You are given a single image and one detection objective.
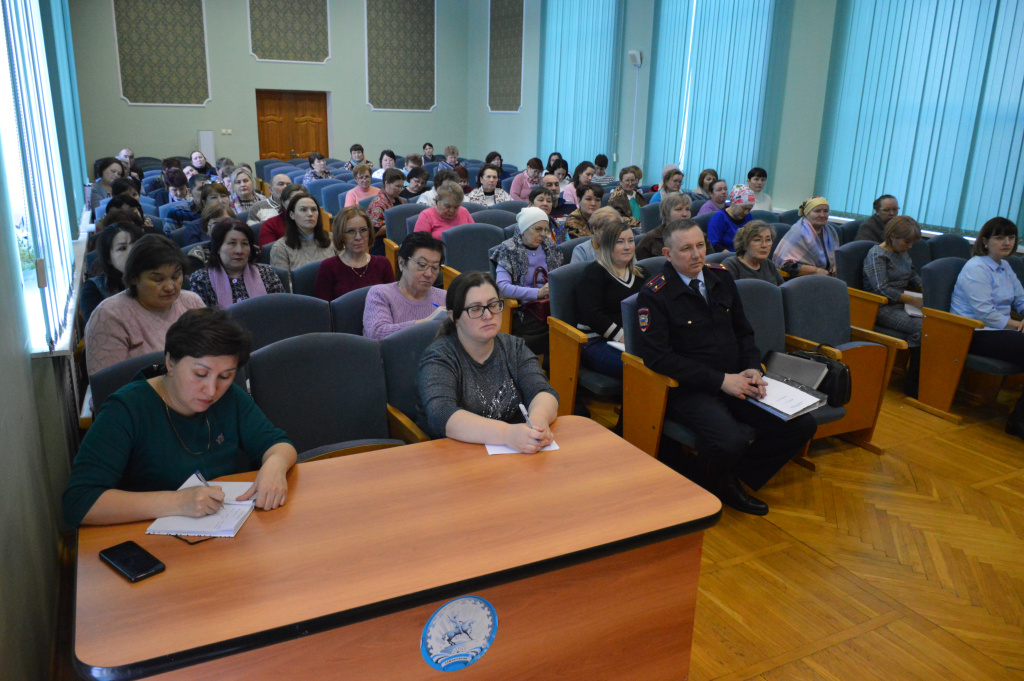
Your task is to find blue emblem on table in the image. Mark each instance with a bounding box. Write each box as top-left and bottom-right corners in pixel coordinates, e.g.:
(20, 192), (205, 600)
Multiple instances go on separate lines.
(420, 596), (497, 671)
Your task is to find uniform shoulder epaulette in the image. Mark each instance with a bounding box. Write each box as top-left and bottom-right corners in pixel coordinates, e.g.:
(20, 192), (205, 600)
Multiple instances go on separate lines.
(645, 272), (667, 292)
(706, 262), (727, 271)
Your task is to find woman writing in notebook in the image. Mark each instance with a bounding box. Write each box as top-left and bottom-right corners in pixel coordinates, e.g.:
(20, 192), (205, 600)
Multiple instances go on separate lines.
(63, 308), (297, 527)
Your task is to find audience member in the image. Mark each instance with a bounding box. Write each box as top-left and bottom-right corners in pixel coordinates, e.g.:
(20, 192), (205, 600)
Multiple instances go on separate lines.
(635, 219), (815, 515)
(635, 193), (693, 260)
(181, 188), (234, 247)
(510, 157), (543, 202)
(492, 206), (564, 356)
(950, 217), (1024, 438)
(707, 185), (756, 252)
(542, 173), (574, 220)
(773, 196), (838, 276)
(545, 152), (563, 175)
(650, 167), (683, 204)
(591, 154), (616, 188)
(527, 186), (564, 243)
(417, 169), (458, 206)
(564, 183), (604, 239)
(553, 159), (570, 190)
(454, 165), (473, 194)
(90, 157), (124, 210)
(248, 173), (291, 226)
(690, 168), (718, 202)
(572, 206), (623, 264)
(723, 221), (784, 285)
(466, 164), (512, 206)
(484, 151), (510, 180)
(65, 308), (296, 527)
(562, 161), (596, 206)
(218, 164), (236, 193)
(85, 235), (205, 375)
(362, 232), (447, 340)
(438, 145), (461, 170)
(417, 271), (558, 447)
(343, 143), (370, 171)
(856, 194), (900, 242)
(367, 168), (406, 255)
(371, 149), (397, 180)
(188, 219), (284, 307)
(748, 167), (772, 211)
(421, 142), (435, 164)
(257, 184), (307, 248)
(302, 152), (334, 185)
(607, 166), (646, 229)
(189, 150), (216, 177)
(401, 166), (430, 201)
(575, 220), (646, 381)
(110, 177), (141, 203)
(696, 179), (728, 216)
(344, 163), (380, 208)
(81, 222), (143, 324)
(229, 167), (265, 215)
(151, 168), (190, 207)
(270, 193), (336, 271)
(403, 152), (423, 175)
(413, 181), (472, 239)
(314, 206), (394, 301)
(106, 195), (157, 231)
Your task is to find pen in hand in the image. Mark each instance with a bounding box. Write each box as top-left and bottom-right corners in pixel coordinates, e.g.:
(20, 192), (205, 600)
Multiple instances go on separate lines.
(518, 403), (535, 430)
(195, 470), (211, 487)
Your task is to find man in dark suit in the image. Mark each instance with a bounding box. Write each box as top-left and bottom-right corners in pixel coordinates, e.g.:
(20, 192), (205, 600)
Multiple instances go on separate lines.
(635, 219), (815, 515)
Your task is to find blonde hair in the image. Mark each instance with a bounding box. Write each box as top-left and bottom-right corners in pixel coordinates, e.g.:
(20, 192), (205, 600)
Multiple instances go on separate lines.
(331, 206), (374, 251)
(586, 207), (623, 249)
(594, 219), (642, 277)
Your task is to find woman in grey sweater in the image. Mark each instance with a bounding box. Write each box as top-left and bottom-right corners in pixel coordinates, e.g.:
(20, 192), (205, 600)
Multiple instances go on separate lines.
(417, 272), (558, 452)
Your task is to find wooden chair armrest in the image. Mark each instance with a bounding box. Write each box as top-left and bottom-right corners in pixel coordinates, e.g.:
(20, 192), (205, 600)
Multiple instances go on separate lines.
(621, 353), (677, 457)
(442, 265), (460, 290)
(387, 404), (430, 443)
(499, 298), (518, 335)
(320, 209), (332, 233)
(848, 288), (887, 305)
(850, 326), (908, 350)
(622, 353), (678, 387)
(785, 335), (843, 360)
(547, 317), (588, 344)
(922, 307), (984, 328)
(384, 238), (399, 277)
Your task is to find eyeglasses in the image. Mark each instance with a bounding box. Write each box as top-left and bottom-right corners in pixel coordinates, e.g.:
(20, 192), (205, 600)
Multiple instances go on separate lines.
(409, 259), (441, 274)
(531, 226), (552, 235)
(465, 301), (504, 318)
(989, 235), (1015, 243)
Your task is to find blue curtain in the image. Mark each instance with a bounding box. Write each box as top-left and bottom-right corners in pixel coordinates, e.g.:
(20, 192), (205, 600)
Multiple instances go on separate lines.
(645, 0), (776, 191)
(818, 0), (1024, 233)
(538, 1), (622, 169)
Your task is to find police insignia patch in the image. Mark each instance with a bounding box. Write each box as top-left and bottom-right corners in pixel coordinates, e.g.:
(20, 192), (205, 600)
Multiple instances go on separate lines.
(646, 273), (666, 292)
(639, 307), (650, 332)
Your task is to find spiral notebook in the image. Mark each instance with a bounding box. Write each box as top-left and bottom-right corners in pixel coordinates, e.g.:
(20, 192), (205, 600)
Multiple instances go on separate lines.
(145, 474), (255, 538)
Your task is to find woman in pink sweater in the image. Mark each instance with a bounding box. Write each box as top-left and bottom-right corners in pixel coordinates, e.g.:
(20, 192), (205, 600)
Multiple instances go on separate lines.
(343, 163), (381, 208)
(362, 232), (448, 340)
(413, 181), (473, 239)
(509, 157), (543, 202)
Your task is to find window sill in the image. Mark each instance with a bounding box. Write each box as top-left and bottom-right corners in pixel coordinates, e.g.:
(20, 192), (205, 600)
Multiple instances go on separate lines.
(29, 207), (89, 358)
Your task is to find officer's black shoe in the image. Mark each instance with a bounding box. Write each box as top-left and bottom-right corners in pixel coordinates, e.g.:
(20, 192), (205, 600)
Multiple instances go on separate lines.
(717, 476), (769, 516)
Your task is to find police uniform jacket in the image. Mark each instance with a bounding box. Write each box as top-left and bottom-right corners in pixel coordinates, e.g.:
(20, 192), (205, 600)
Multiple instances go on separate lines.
(635, 261), (761, 394)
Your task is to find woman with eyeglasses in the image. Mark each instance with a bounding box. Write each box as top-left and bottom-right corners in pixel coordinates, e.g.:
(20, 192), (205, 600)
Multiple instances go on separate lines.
(951, 217), (1024, 439)
(314, 206), (394, 301)
(64, 308), (297, 527)
(490, 207), (564, 357)
(362, 232), (447, 340)
(417, 271), (558, 451)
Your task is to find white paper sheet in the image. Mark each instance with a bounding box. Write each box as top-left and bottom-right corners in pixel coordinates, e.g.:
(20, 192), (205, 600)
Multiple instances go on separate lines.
(179, 473), (254, 505)
(758, 377), (821, 416)
(486, 441), (560, 455)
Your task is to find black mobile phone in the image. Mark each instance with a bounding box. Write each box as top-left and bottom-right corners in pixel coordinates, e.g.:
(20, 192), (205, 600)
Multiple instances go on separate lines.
(98, 541), (165, 583)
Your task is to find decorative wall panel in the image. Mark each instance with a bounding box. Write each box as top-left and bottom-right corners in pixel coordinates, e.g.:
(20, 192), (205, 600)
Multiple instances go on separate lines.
(112, 0), (210, 105)
(248, 0), (330, 63)
(365, 0), (435, 111)
(488, 0), (523, 112)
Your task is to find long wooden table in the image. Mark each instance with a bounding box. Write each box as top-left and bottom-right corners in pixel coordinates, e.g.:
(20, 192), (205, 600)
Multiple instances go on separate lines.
(74, 416), (721, 680)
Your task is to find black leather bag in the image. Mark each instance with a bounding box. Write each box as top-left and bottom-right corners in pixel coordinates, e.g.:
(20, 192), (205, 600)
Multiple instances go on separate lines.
(790, 346), (852, 407)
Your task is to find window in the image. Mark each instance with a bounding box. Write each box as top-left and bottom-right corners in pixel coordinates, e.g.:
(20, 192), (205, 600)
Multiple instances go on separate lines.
(817, 0), (1024, 233)
(2, 0), (77, 352)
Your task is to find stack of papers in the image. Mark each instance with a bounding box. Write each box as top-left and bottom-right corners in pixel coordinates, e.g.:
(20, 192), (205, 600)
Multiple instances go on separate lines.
(146, 474), (255, 538)
(751, 375), (826, 421)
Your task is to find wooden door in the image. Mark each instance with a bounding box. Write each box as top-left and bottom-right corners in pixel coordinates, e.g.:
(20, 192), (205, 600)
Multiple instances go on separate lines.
(255, 90), (329, 160)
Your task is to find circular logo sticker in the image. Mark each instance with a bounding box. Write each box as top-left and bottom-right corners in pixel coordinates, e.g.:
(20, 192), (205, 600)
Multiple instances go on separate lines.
(420, 596), (497, 671)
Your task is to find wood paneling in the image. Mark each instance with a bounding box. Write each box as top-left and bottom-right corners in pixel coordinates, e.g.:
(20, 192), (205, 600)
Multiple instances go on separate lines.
(255, 89), (329, 161)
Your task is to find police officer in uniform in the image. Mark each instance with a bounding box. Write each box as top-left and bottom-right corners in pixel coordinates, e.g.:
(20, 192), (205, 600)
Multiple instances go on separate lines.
(635, 219), (815, 515)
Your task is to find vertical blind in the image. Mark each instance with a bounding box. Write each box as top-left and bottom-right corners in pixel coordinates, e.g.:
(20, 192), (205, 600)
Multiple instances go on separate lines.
(645, 0), (776, 191)
(2, 0), (75, 351)
(538, 0), (622, 168)
(817, 0), (1024, 233)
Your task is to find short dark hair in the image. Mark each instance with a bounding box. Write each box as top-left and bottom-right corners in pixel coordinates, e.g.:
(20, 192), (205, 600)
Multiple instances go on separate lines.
(308, 152), (326, 167)
(439, 271), (500, 336)
(383, 168), (405, 186)
(747, 167), (768, 180)
(529, 186), (553, 205)
(123, 234), (189, 298)
(476, 163), (502, 187)
(485, 151), (503, 166)
(283, 193), (330, 250)
(526, 157), (544, 172)
(405, 153), (423, 166)
(188, 174), (211, 190)
(406, 166), (429, 183)
(349, 144), (364, 153)
(207, 218), (258, 271)
(107, 194), (144, 218)
(379, 149), (396, 166)
(872, 194), (897, 211)
(93, 156), (121, 180)
(576, 183), (604, 201)
(662, 218), (702, 245)
(595, 154), (609, 168)
(165, 308), (252, 368)
(709, 178), (728, 193)
(200, 182), (230, 206)
(422, 142), (433, 150)
(164, 168), (187, 188)
(279, 183), (307, 207)
(973, 217), (1019, 257)
(571, 161), (596, 187)
(111, 177), (139, 197)
(397, 231), (445, 276)
(94, 222), (143, 285)
(161, 157), (181, 172)
(432, 169), (459, 187)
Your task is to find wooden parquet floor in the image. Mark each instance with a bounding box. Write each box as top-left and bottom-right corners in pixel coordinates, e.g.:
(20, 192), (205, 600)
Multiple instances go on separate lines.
(586, 380), (1024, 680)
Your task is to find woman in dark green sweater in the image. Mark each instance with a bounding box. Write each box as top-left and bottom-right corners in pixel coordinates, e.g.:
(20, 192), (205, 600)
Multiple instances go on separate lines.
(63, 308), (297, 527)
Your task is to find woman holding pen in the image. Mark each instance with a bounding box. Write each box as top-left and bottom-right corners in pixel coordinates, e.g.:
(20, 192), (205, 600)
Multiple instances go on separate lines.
(417, 272), (559, 452)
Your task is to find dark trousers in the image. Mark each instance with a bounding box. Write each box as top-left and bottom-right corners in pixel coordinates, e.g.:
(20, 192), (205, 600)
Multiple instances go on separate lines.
(969, 329), (1024, 422)
(666, 390), (816, 491)
(512, 310), (549, 358)
(581, 338), (624, 380)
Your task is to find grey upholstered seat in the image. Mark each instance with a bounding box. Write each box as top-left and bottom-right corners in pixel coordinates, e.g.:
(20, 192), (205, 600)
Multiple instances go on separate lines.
(228, 292), (331, 351)
(89, 351), (164, 407)
(329, 285), (372, 335)
(385, 203), (429, 243)
(380, 319), (444, 434)
(442, 223), (505, 276)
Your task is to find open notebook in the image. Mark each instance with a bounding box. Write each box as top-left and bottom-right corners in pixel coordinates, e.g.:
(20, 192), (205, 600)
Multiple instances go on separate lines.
(748, 351), (829, 421)
(146, 474), (255, 538)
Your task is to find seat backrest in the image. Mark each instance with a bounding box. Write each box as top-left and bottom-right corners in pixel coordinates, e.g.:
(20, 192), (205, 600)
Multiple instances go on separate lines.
(290, 259), (325, 297)
(168, 226), (188, 247)
(158, 200), (190, 220)
(1008, 256), (1024, 287)
(358, 196), (374, 210)
(706, 251), (730, 264)
(548, 260), (589, 327)
(693, 212), (713, 233)
(558, 236), (590, 263)
(769, 223), (790, 258)
(406, 214), (421, 237)
(321, 184), (349, 214)
(501, 176), (514, 193)
(463, 202), (487, 215)
(442, 223), (505, 275)
(423, 162), (439, 179)
(262, 163), (292, 182)
(620, 293), (641, 354)
(284, 168), (305, 182)
(780, 275), (851, 347)
(228, 293), (332, 351)
(778, 209), (800, 225)
(385, 203), (429, 243)
(909, 239), (931, 273)
(306, 178), (342, 205)
(735, 279), (786, 358)
(839, 220), (861, 244)
(927, 234), (972, 261)
(640, 203), (661, 234)
(89, 351), (165, 406)
(748, 209), (776, 223)
(835, 240), (875, 290)
(272, 266), (291, 292)
(920, 257), (966, 312)
(329, 285), (372, 335)
(636, 256), (666, 282)
(493, 200), (527, 213)
(503, 224), (517, 240)
(247, 333), (390, 454)
(472, 209), (517, 229)
(381, 319), (443, 428)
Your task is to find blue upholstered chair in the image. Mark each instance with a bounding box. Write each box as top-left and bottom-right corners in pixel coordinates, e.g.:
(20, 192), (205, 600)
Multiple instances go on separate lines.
(88, 351), (164, 404)
(228, 293), (331, 352)
(748, 210), (776, 223)
(769, 223), (791, 258)
(640, 203), (661, 234)
(440, 223), (505, 288)
(272, 266), (291, 292)
(358, 196), (374, 210)
(493, 200), (528, 213)
(158, 200), (190, 221)
(381, 203), (429, 274)
(908, 239), (931, 273)
(834, 240), (891, 331)
(501, 177), (515, 193)
(692, 212), (714, 233)
(705, 251), (730, 264)
(247, 333), (404, 461)
(838, 220), (861, 244)
(321, 184), (352, 215)
(471, 209), (517, 229)
(380, 319), (443, 441)
(289, 259), (326, 298)
(305, 178), (342, 206)
(463, 202), (488, 215)
(557, 236), (590, 264)
(927, 234), (972, 261)
(778, 209), (800, 225)
(262, 163), (293, 182)
(329, 285), (372, 336)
